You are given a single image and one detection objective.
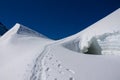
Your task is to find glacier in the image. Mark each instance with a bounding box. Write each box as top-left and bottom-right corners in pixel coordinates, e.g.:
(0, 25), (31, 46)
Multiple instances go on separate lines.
(0, 8), (120, 80)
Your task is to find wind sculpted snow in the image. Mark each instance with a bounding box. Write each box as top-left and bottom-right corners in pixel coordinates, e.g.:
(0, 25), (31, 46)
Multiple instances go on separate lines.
(0, 8), (120, 80)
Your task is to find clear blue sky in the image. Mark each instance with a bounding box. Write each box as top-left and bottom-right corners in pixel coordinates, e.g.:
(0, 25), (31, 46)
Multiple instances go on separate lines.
(0, 0), (120, 39)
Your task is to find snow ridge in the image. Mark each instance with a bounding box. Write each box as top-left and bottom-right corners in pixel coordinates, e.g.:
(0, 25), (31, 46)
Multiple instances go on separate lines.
(16, 24), (47, 38)
(0, 8), (120, 80)
(0, 23), (49, 42)
(60, 8), (120, 55)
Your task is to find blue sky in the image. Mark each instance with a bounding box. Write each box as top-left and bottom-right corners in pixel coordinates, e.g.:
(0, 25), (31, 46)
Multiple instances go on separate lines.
(0, 0), (120, 39)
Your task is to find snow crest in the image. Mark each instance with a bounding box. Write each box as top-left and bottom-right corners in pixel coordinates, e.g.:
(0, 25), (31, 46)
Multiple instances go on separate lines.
(0, 23), (49, 42)
(62, 8), (120, 55)
(16, 24), (47, 38)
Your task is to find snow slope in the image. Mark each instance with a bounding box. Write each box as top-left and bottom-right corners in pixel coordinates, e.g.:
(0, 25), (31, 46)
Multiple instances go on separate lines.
(61, 8), (120, 55)
(0, 8), (120, 80)
(39, 45), (120, 80)
(32, 8), (120, 80)
(0, 23), (54, 80)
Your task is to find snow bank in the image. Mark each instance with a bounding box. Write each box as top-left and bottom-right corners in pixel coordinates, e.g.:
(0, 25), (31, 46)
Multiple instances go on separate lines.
(62, 8), (120, 55)
(98, 31), (120, 55)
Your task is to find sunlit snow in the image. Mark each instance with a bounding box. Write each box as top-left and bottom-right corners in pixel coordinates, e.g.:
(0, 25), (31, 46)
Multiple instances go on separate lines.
(0, 8), (120, 80)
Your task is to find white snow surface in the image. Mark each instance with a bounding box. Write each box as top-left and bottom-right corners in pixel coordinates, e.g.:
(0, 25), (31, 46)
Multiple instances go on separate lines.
(0, 24), (54, 80)
(0, 8), (120, 80)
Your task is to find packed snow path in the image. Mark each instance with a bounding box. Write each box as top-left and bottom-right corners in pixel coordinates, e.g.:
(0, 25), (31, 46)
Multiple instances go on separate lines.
(30, 45), (50, 80)
(30, 42), (75, 80)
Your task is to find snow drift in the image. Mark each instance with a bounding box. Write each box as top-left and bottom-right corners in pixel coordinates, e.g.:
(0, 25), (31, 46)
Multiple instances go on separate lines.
(0, 8), (120, 80)
(62, 8), (120, 55)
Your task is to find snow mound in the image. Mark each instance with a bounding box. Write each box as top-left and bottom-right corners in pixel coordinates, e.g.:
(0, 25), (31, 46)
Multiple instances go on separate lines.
(62, 8), (120, 55)
(0, 23), (48, 41)
(16, 23), (47, 38)
(98, 31), (120, 55)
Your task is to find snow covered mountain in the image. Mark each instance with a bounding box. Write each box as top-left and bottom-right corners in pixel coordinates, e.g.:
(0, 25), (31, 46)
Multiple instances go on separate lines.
(0, 23), (54, 80)
(0, 8), (120, 80)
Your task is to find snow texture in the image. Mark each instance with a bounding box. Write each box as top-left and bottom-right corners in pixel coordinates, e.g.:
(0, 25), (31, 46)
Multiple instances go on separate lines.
(0, 8), (120, 80)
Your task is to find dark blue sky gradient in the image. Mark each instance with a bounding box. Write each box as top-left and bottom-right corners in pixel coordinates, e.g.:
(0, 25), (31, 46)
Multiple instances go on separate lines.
(0, 0), (120, 39)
